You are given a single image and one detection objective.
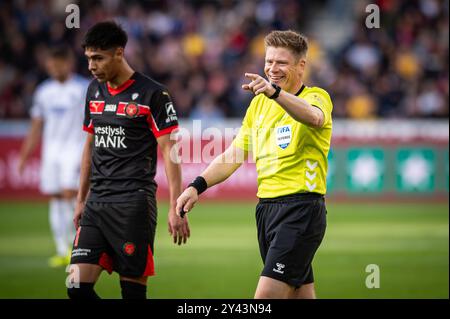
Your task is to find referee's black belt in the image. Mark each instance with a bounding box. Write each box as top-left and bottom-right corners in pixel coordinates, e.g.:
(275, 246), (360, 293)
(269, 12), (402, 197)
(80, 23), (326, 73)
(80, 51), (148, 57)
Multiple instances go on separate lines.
(258, 192), (324, 204)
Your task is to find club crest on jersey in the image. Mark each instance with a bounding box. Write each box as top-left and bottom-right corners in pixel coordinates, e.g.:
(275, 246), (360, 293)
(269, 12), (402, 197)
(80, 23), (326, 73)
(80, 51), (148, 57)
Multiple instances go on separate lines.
(132, 93), (139, 100)
(125, 102), (139, 118)
(276, 125), (292, 149)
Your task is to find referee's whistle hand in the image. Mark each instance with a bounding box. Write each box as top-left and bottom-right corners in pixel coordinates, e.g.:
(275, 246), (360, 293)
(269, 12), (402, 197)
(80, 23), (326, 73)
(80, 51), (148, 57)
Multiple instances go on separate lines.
(175, 187), (199, 217)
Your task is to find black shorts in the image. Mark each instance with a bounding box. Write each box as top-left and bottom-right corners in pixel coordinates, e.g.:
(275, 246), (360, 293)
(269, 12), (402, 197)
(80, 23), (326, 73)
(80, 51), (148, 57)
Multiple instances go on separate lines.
(70, 195), (157, 278)
(256, 193), (327, 288)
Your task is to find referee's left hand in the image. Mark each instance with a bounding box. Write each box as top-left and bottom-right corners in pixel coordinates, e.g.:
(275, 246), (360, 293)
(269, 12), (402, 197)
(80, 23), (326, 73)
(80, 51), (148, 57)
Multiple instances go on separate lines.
(242, 73), (276, 97)
(168, 209), (190, 245)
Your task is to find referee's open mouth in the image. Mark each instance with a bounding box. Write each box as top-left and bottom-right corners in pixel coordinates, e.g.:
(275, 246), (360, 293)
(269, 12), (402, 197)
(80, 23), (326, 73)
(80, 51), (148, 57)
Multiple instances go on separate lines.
(269, 76), (284, 84)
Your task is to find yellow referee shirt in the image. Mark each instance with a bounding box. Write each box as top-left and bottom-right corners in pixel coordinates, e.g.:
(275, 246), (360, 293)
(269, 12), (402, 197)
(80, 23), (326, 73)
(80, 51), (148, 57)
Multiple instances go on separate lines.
(233, 85), (333, 198)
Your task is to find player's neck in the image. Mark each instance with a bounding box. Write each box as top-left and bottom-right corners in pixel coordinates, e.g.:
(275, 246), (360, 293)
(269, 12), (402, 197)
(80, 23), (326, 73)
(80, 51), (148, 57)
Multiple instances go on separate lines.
(55, 73), (72, 83)
(108, 63), (135, 89)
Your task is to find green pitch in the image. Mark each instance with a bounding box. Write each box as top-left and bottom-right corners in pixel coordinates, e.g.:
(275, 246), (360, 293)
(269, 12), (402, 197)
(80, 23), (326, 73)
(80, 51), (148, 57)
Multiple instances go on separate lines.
(0, 200), (447, 299)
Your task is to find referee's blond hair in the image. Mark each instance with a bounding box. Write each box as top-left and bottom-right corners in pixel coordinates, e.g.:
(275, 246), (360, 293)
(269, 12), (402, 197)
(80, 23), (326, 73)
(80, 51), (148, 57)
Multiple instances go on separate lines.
(264, 30), (308, 59)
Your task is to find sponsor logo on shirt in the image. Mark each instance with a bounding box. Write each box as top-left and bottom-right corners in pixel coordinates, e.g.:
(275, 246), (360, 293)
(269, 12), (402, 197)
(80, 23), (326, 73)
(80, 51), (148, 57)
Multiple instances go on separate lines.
(89, 101), (105, 114)
(165, 102), (178, 123)
(94, 125), (127, 149)
(104, 104), (117, 112)
(72, 248), (91, 257)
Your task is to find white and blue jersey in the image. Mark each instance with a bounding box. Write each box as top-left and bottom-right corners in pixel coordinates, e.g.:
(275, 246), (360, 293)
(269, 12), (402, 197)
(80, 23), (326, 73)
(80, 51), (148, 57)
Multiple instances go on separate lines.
(30, 74), (89, 194)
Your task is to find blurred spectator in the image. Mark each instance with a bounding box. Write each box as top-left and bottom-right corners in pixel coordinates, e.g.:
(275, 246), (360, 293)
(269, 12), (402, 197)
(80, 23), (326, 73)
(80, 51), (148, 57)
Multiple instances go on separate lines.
(346, 86), (377, 119)
(0, 0), (448, 120)
(413, 80), (447, 117)
(190, 94), (225, 126)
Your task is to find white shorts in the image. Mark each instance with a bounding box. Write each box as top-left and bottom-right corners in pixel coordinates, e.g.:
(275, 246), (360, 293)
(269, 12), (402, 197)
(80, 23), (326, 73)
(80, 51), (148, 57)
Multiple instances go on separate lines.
(40, 147), (82, 195)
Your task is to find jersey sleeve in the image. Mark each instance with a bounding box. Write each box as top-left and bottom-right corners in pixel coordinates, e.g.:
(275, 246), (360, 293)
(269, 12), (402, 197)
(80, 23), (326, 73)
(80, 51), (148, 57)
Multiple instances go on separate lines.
(232, 100), (255, 152)
(82, 84), (94, 134)
(303, 87), (333, 126)
(29, 89), (44, 119)
(148, 88), (179, 138)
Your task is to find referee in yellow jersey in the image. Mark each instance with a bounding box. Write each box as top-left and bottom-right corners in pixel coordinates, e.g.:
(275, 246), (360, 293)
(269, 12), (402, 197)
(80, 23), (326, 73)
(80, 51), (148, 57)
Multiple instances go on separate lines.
(177, 30), (332, 299)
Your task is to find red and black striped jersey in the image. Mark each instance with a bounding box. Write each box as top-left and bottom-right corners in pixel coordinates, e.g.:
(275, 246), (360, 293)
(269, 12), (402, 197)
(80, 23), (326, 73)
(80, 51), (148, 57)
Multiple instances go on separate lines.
(83, 72), (178, 202)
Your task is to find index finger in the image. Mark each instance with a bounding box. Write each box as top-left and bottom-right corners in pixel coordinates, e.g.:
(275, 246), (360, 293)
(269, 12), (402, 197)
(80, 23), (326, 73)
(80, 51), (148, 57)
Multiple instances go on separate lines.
(244, 73), (259, 80)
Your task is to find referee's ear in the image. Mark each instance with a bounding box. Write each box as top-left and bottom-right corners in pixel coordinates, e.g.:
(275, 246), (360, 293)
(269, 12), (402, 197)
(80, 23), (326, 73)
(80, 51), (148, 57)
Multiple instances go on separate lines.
(297, 58), (306, 71)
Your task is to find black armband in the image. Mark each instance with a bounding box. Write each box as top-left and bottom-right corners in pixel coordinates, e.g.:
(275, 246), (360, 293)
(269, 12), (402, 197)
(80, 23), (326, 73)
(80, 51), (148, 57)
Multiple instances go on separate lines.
(188, 176), (208, 195)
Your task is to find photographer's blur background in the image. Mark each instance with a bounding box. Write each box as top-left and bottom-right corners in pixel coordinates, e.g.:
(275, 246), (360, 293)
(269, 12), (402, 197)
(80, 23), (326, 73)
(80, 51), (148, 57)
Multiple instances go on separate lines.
(1, 0), (448, 119)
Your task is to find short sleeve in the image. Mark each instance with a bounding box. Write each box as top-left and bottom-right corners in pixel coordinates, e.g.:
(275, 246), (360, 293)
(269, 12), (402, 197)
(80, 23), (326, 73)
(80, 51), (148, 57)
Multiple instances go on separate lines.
(29, 90), (43, 119)
(148, 88), (179, 138)
(303, 88), (333, 126)
(83, 84), (94, 134)
(232, 100), (255, 152)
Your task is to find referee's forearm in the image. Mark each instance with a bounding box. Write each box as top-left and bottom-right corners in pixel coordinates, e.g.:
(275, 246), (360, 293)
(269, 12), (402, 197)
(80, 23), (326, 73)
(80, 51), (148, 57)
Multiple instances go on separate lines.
(200, 152), (242, 189)
(275, 90), (324, 128)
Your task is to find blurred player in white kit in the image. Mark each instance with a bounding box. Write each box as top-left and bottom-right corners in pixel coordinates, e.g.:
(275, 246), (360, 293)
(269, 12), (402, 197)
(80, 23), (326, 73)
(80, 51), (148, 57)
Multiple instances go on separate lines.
(18, 44), (89, 267)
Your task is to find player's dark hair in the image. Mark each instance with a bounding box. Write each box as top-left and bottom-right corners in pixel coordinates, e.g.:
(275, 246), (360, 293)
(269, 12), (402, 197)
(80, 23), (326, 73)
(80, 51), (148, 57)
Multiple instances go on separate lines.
(48, 44), (73, 59)
(264, 30), (308, 59)
(82, 21), (128, 50)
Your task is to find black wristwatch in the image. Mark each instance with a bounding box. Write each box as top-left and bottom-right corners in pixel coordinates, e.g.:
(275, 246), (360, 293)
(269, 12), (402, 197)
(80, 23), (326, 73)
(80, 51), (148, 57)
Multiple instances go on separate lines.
(269, 83), (281, 99)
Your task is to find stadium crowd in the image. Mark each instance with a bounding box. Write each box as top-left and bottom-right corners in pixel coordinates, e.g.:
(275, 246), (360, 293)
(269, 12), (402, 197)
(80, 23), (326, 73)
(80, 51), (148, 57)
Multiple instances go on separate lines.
(0, 0), (448, 120)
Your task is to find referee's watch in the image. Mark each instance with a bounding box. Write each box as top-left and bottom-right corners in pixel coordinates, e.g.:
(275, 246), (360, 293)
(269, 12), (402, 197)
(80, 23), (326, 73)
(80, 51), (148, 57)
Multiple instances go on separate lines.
(269, 83), (281, 99)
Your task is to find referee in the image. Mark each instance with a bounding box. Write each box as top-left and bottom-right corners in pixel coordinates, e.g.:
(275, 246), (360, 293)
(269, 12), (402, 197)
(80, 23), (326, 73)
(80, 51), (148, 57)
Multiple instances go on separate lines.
(177, 30), (332, 299)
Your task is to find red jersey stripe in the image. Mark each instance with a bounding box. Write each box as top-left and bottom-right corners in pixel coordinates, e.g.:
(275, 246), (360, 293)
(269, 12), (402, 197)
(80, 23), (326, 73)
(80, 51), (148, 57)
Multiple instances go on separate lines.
(74, 227), (81, 247)
(83, 124), (94, 134)
(107, 79), (135, 96)
(153, 125), (179, 138)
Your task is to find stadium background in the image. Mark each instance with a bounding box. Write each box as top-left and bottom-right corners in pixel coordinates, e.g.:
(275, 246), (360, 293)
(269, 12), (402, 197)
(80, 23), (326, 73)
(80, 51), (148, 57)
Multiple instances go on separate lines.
(0, 0), (448, 298)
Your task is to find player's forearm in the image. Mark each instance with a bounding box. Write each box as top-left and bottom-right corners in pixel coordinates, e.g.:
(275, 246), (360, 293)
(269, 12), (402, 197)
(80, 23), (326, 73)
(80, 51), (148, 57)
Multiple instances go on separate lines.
(275, 90), (324, 128)
(19, 135), (38, 163)
(76, 135), (93, 204)
(19, 119), (43, 161)
(159, 138), (183, 211)
(164, 158), (183, 211)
